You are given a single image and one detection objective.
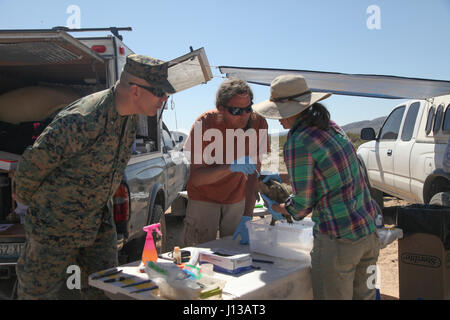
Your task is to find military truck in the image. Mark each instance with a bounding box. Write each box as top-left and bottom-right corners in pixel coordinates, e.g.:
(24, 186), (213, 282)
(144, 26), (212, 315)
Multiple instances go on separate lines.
(0, 27), (212, 280)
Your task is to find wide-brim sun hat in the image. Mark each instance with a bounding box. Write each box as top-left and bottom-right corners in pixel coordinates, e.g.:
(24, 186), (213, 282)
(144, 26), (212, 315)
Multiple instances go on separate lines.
(252, 75), (332, 119)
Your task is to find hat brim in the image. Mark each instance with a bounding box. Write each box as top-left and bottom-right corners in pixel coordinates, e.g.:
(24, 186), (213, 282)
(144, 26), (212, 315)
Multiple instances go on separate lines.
(160, 79), (176, 94)
(252, 92), (331, 119)
(144, 78), (176, 94)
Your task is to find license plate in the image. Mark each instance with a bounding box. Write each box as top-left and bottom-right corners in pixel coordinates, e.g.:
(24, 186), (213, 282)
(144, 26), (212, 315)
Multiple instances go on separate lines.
(0, 242), (25, 259)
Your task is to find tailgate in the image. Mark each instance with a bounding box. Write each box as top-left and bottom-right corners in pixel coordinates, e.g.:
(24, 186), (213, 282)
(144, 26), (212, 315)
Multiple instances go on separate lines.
(0, 30), (107, 87)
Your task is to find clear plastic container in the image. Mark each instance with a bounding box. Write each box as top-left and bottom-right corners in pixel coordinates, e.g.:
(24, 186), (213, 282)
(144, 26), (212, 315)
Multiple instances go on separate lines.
(145, 261), (202, 300)
(246, 216), (314, 261)
(376, 227), (403, 249)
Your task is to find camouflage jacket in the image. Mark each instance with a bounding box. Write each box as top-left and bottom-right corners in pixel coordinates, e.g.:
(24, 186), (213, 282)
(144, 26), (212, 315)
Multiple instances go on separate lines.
(14, 86), (138, 247)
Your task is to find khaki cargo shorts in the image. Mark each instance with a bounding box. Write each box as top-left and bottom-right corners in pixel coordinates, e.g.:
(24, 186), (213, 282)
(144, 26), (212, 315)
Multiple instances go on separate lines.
(182, 199), (245, 247)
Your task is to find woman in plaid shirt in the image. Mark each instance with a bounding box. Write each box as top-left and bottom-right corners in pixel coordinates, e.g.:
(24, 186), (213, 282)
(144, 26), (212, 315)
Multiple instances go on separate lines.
(254, 75), (380, 300)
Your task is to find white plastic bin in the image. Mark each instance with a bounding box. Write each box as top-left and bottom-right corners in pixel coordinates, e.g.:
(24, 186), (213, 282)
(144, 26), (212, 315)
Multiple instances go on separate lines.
(246, 216), (314, 261)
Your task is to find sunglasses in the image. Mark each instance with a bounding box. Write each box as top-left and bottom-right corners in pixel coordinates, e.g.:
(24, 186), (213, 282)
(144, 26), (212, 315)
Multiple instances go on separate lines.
(128, 82), (167, 98)
(223, 103), (253, 116)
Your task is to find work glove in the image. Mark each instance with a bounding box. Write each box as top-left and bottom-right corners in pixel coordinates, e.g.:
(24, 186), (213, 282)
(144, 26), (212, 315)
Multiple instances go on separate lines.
(229, 156), (257, 176)
(261, 194), (284, 221)
(262, 173), (281, 183)
(232, 216), (252, 245)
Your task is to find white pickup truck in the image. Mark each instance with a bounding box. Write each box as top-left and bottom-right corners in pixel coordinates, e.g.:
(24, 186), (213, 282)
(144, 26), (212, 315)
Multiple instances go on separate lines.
(357, 94), (450, 208)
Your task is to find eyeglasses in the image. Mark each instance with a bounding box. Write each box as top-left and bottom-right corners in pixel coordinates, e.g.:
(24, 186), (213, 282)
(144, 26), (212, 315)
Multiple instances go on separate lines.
(128, 82), (167, 98)
(223, 103), (253, 116)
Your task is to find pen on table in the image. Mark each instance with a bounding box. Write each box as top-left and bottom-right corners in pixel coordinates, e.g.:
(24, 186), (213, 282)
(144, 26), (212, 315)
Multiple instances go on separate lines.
(91, 269), (123, 280)
(121, 279), (153, 288)
(130, 285), (158, 294)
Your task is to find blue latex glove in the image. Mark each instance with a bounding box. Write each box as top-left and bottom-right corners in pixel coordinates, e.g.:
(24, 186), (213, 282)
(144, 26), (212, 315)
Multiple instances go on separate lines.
(261, 194), (284, 221)
(232, 216), (252, 245)
(229, 156), (257, 175)
(262, 173), (281, 183)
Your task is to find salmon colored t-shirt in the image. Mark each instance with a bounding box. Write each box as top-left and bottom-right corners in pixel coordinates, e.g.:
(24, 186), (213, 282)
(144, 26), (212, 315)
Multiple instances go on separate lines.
(185, 110), (270, 204)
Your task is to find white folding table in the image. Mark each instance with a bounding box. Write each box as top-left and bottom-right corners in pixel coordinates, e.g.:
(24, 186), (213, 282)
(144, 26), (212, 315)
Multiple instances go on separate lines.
(88, 236), (313, 300)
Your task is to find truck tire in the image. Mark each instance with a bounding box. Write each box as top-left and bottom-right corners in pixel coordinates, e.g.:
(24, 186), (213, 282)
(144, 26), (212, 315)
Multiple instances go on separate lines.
(429, 192), (450, 206)
(149, 204), (167, 254)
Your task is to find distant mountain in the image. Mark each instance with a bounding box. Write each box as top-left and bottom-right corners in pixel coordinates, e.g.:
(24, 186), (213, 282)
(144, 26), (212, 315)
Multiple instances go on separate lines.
(341, 116), (386, 134)
(267, 116), (387, 136)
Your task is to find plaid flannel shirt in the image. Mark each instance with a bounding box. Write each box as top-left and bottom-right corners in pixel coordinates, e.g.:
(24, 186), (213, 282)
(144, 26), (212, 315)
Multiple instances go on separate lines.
(283, 113), (376, 240)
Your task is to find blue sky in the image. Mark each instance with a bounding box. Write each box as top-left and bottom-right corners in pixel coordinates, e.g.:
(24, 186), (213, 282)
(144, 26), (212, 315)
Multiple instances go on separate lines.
(1, 0), (449, 134)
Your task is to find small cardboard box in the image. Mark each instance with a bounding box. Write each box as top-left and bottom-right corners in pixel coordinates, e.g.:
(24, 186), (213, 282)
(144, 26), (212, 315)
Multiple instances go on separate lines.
(199, 250), (252, 274)
(398, 232), (450, 300)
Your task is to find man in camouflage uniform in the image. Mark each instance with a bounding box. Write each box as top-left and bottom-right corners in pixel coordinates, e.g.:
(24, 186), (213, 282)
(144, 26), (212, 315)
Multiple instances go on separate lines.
(13, 54), (175, 299)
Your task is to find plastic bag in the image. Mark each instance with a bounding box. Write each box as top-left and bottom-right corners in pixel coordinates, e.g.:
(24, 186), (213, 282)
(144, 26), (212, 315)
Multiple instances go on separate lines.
(145, 261), (202, 300)
(376, 227), (403, 249)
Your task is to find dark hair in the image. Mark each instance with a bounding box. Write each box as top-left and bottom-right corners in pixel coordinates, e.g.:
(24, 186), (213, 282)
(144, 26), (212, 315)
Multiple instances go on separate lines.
(215, 78), (254, 109)
(302, 102), (330, 130)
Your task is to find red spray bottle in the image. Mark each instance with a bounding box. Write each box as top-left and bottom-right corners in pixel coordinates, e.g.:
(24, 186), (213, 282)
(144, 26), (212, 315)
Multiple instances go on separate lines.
(141, 223), (162, 265)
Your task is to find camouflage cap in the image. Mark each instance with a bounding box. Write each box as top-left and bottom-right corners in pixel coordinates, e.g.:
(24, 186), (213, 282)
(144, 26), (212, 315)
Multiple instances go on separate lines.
(124, 54), (175, 94)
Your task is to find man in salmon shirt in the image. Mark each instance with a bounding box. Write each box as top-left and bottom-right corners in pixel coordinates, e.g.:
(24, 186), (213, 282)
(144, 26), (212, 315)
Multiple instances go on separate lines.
(182, 78), (270, 246)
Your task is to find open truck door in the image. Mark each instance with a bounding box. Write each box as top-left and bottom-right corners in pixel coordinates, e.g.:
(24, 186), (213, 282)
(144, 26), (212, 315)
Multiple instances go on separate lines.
(0, 28), (212, 96)
(0, 29), (110, 93)
(167, 47), (213, 93)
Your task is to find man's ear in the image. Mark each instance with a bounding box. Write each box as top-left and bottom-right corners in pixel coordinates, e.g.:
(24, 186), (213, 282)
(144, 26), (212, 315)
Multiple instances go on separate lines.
(129, 85), (140, 100)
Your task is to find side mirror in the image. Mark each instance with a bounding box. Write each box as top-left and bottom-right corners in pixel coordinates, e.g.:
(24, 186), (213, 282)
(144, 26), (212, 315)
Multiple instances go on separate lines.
(178, 136), (184, 143)
(361, 128), (376, 141)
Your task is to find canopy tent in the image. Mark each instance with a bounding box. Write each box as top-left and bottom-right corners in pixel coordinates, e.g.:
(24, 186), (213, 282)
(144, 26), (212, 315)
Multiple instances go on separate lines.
(219, 66), (450, 100)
